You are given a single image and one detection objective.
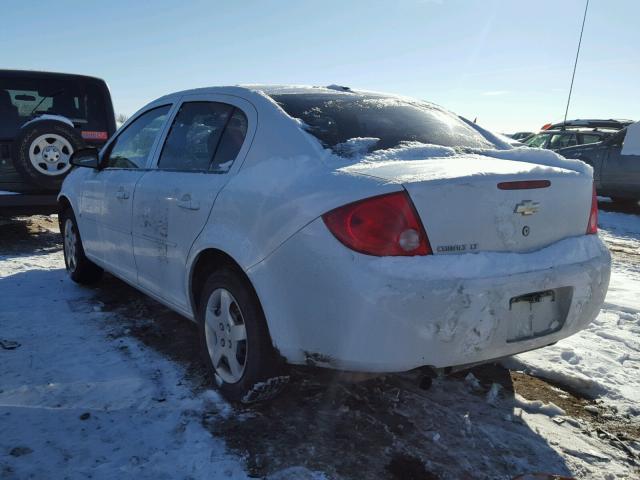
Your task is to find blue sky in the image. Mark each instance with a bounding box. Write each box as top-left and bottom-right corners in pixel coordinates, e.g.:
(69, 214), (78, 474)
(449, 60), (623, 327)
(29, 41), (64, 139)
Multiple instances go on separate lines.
(2, 0), (638, 132)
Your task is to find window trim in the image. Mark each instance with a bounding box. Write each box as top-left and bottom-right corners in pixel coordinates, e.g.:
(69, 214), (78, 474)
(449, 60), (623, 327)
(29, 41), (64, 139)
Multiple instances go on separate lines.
(100, 103), (174, 170)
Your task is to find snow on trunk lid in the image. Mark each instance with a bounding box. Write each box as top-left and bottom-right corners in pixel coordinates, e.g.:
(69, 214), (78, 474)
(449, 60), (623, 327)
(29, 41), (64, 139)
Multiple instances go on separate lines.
(341, 154), (594, 254)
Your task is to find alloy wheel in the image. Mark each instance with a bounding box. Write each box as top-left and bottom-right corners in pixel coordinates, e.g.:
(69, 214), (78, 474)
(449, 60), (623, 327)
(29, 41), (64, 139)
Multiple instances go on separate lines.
(63, 218), (77, 272)
(204, 288), (248, 384)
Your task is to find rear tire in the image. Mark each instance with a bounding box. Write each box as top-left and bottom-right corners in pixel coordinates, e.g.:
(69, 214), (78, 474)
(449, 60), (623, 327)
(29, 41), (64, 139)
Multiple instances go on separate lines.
(197, 266), (287, 403)
(61, 208), (103, 284)
(13, 121), (82, 190)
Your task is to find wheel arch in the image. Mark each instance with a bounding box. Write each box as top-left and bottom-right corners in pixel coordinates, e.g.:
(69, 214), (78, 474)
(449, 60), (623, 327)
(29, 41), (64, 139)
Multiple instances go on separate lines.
(57, 194), (73, 231)
(188, 248), (269, 330)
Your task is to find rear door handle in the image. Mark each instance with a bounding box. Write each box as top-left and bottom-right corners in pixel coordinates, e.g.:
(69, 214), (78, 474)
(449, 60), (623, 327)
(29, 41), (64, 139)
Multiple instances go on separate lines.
(177, 194), (200, 211)
(116, 187), (130, 200)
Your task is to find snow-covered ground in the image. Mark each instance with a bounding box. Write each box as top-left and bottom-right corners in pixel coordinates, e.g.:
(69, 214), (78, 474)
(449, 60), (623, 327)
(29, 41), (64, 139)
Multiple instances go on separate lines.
(1, 212), (638, 479)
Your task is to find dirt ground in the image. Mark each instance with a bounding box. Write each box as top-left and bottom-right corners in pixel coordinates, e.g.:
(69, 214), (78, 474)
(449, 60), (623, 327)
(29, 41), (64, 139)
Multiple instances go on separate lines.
(1, 212), (638, 479)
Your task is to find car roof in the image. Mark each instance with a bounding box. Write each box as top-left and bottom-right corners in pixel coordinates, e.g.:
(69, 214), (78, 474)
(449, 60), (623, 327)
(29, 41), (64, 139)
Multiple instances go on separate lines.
(547, 119), (633, 130)
(537, 129), (604, 134)
(153, 84), (395, 103)
(0, 69), (108, 84)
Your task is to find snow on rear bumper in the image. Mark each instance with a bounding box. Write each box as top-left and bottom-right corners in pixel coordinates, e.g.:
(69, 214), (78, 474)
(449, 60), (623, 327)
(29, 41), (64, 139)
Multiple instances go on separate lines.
(248, 218), (611, 372)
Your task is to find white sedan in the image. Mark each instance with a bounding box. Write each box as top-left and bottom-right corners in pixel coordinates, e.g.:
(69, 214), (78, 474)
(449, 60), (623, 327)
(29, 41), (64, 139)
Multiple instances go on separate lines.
(59, 85), (611, 402)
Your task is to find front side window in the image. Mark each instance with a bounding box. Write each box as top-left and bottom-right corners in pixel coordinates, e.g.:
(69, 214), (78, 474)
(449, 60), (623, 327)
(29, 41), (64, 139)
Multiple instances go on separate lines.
(158, 101), (248, 172)
(104, 105), (170, 169)
(526, 133), (549, 148)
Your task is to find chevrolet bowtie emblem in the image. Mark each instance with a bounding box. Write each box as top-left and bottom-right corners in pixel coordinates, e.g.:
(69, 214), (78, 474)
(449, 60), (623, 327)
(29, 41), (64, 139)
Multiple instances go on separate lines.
(514, 200), (540, 216)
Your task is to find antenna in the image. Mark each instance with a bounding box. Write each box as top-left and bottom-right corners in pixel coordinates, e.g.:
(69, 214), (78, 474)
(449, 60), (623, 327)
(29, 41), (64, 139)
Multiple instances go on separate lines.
(563, 0), (590, 124)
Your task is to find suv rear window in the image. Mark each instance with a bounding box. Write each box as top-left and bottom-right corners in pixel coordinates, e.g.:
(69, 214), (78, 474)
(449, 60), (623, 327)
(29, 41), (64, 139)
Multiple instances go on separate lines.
(0, 74), (111, 138)
(268, 93), (493, 153)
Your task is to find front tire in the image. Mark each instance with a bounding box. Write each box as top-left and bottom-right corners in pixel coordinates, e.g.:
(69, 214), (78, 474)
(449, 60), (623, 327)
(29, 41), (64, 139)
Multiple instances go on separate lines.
(197, 267), (287, 403)
(61, 209), (103, 284)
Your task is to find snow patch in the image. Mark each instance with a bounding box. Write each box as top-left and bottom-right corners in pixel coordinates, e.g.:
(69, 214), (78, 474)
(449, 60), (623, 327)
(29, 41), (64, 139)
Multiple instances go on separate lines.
(333, 137), (380, 158)
(514, 394), (566, 417)
(621, 121), (640, 156)
(472, 146), (592, 176)
(370, 234), (607, 281)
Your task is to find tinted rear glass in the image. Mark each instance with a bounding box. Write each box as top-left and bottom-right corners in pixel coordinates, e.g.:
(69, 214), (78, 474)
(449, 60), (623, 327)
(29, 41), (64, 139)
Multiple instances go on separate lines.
(268, 92), (493, 153)
(0, 75), (111, 135)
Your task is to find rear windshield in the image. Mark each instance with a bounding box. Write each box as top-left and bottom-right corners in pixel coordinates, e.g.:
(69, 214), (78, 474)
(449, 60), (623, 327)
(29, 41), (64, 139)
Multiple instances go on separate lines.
(0, 74), (112, 136)
(268, 92), (494, 153)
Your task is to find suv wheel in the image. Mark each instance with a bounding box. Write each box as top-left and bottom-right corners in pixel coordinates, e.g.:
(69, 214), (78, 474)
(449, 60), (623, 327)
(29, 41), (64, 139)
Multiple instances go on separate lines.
(198, 267), (288, 403)
(13, 120), (82, 190)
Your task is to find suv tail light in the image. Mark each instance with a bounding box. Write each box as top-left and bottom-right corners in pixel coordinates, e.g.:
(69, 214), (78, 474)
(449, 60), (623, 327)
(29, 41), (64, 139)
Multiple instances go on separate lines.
(586, 184), (598, 234)
(81, 131), (109, 142)
(322, 191), (432, 256)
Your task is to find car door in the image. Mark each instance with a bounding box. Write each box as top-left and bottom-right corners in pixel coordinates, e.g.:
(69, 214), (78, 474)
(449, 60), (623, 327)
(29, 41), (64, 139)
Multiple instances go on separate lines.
(602, 125), (640, 197)
(79, 104), (172, 281)
(132, 95), (256, 310)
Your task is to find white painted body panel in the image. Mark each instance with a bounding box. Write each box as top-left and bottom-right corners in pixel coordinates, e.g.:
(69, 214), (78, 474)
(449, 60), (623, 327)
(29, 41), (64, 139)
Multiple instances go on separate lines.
(248, 220), (610, 370)
(59, 84), (612, 373)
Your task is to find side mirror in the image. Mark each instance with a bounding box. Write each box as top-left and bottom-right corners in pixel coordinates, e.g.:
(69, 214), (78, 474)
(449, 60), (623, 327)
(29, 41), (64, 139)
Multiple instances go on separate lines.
(70, 148), (100, 169)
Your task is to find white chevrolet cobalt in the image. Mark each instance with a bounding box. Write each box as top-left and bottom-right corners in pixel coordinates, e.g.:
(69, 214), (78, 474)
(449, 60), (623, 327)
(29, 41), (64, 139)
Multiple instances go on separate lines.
(59, 85), (611, 402)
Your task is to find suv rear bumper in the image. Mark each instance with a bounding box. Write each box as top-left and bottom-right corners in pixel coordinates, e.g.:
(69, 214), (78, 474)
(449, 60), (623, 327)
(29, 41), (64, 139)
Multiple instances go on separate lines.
(0, 192), (58, 215)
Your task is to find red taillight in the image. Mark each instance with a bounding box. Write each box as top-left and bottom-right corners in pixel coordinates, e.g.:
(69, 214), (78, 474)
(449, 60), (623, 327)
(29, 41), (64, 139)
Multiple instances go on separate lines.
(541, 123), (552, 130)
(587, 184), (598, 234)
(322, 191), (432, 256)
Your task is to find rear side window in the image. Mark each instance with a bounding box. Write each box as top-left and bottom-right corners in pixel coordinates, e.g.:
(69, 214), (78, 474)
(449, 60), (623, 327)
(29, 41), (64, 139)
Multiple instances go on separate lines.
(158, 101), (248, 172)
(580, 133), (602, 145)
(104, 105), (170, 169)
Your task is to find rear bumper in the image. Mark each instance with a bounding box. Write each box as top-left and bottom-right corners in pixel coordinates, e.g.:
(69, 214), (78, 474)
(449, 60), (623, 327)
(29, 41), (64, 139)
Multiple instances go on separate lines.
(248, 219), (611, 373)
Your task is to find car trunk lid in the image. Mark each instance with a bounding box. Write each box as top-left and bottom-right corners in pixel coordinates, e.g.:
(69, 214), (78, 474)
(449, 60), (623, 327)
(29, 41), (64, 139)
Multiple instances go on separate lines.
(340, 154), (593, 254)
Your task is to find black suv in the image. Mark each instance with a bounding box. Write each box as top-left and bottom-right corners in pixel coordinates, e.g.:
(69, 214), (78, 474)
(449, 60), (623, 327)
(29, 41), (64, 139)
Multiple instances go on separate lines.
(1, 70), (115, 211)
(558, 123), (640, 204)
(523, 119), (632, 151)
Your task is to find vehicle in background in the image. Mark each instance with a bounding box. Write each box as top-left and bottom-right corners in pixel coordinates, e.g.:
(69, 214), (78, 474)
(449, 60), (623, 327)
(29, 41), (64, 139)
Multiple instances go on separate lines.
(0, 70), (115, 215)
(58, 85), (610, 403)
(523, 119), (632, 152)
(507, 131), (534, 141)
(558, 121), (640, 204)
